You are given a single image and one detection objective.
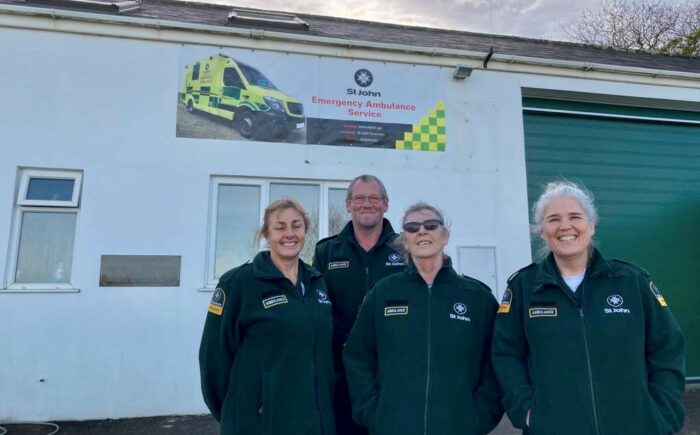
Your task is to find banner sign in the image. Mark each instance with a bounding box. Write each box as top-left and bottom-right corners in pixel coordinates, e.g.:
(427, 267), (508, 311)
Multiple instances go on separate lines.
(177, 45), (447, 151)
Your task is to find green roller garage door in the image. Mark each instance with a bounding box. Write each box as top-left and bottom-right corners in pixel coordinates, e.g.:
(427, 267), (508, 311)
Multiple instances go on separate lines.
(523, 97), (700, 378)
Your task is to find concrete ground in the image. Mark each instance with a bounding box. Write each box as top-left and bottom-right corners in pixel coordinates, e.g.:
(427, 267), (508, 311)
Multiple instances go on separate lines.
(2, 386), (698, 434)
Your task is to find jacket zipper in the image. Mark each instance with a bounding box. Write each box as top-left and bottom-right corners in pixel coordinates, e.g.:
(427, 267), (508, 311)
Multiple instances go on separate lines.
(365, 266), (370, 293)
(423, 284), (432, 435)
(578, 282), (601, 435)
(300, 282), (325, 435)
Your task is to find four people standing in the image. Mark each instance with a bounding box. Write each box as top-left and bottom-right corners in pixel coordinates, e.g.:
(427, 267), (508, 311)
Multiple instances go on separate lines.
(200, 177), (687, 435)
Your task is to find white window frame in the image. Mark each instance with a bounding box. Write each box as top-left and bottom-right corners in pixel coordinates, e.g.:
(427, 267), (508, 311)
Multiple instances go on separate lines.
(17, 168), (83, 207)
(4, 168), (82, 292)
(204, 176), (349, 288)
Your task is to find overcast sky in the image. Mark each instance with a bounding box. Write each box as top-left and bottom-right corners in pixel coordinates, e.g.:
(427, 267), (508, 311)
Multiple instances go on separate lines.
(192, 0), (690, 42)
(194, 0), (599, 41)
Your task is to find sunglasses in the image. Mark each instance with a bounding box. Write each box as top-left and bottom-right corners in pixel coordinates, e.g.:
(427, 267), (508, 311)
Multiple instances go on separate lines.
(403, 219), (443, 233)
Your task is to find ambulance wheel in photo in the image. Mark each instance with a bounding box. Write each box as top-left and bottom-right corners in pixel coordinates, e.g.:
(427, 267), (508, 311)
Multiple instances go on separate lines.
(186, 99), (195, 114)
(236, 109), (257, 139)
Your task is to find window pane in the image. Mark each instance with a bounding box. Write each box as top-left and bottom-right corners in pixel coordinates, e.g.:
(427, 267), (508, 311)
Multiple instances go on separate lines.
(215, 185), (261, 278)
(15, 212), (76, 283)
(26, 178), (75, 201)
(329, 188), (351, 236)
(269, 183), (319, 263)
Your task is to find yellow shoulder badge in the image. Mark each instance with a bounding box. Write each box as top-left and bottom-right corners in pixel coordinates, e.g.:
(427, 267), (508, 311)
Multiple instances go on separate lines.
(498, 288), (513, 314)
(649, 282), (668, 307)
(208, 288), (226, 315)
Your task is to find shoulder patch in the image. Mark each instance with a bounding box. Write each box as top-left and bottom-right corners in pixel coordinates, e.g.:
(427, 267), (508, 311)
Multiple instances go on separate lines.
(610, 259), (650, 276)
(507, 263), (536, 284)
(208, 288), (226, 315)
(497, 288), (513, 314)
(649, 281), (668, 307)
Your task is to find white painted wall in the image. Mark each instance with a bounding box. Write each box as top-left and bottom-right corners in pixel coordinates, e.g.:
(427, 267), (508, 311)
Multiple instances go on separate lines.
(1, 15), (699, 422)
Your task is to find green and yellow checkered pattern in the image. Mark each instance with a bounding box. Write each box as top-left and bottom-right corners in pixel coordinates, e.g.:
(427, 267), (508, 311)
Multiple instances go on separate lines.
(395, 102), (446, 152)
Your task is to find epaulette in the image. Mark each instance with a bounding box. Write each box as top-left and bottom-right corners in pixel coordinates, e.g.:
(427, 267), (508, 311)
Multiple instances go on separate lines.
(460, 274), (493, 293)
(507, 263), (537, 284)
(610, 259), (650, 277)
(316, 234), (338, 245)
(218, 261), (250, 284)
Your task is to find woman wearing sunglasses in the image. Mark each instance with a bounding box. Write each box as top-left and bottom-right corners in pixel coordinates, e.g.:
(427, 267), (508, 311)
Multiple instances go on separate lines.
(343, 202), (503, 435)
(492, 181), (685, 435)
(199, 198), (335, 435)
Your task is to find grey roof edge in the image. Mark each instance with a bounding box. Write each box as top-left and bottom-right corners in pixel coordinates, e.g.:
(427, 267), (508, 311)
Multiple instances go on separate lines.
(160, 0), (700, 63)
(0, 2), (490, 56)
(1, 0), (699, 82)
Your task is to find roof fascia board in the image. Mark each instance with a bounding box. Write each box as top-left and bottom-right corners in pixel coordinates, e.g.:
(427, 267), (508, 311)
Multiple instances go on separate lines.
(1, 3), (699, 88)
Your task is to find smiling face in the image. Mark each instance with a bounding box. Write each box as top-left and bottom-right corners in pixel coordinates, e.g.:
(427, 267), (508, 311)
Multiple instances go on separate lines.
(346, 180), (388, 231)
(540, 197), (595, 264)
(266, 207), (307, 263)
(403, 209), (449, 261)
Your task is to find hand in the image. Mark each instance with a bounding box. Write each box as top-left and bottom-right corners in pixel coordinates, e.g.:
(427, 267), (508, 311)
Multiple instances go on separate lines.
(259, 406), (263, 415)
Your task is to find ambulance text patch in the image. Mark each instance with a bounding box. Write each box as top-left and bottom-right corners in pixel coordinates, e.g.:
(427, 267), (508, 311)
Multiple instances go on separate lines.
(529, 307), (558, 318)
(262, 295), (288, 309)
(384, 306), (409, 316)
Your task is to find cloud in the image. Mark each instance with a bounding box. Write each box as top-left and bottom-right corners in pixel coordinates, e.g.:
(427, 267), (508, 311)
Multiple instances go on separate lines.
(189, 0), (600, 40)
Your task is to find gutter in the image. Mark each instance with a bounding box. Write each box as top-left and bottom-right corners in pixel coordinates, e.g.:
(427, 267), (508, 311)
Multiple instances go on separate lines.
(1, 3), (700, 85)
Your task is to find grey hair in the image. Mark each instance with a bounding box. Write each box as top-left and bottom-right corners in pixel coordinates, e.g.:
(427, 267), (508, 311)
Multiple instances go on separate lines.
(346, 174), (388, 201)
(393, 202), (450, 262)
(531, 180), (598, 258)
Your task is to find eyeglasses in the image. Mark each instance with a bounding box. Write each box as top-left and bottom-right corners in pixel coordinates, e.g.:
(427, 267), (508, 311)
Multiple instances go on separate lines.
(350, 195), (384, 204)
(402, 219), (443, 233)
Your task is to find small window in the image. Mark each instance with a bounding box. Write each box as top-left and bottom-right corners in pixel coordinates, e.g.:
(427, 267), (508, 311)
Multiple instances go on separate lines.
(6, 168), (83, 291)
(18, 169), (82, 207)
(192, 63), (200, 81)
(206, 177), (350, 286)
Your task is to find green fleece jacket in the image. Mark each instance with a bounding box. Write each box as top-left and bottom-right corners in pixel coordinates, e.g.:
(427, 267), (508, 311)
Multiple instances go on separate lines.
(343, 258), (504, 435)
(313, 219), (405, 367)
(199, 251), (335, 435)
(492, 249), (685, 435)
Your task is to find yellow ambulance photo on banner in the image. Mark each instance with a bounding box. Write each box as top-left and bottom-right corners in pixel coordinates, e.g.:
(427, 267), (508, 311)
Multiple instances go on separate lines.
(178, 52), (306, 143)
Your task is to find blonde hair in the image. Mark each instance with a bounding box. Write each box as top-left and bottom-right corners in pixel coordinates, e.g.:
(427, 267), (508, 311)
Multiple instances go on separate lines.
(254, 198), (310, 245)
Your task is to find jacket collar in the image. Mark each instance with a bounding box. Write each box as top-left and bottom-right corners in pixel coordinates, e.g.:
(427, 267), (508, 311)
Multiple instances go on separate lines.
(532, 247), (610, 293)
(406, 255), (458, 285)
(252, 251), (321, 281)
(336, 218), (397, 248)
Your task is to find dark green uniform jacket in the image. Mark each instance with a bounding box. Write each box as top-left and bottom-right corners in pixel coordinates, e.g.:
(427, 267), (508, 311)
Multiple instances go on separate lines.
(313, 219), (405, 364)
(199, 251), (336, 435)
(343, 258), (504, 435)
(492, 248), (686, 435)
